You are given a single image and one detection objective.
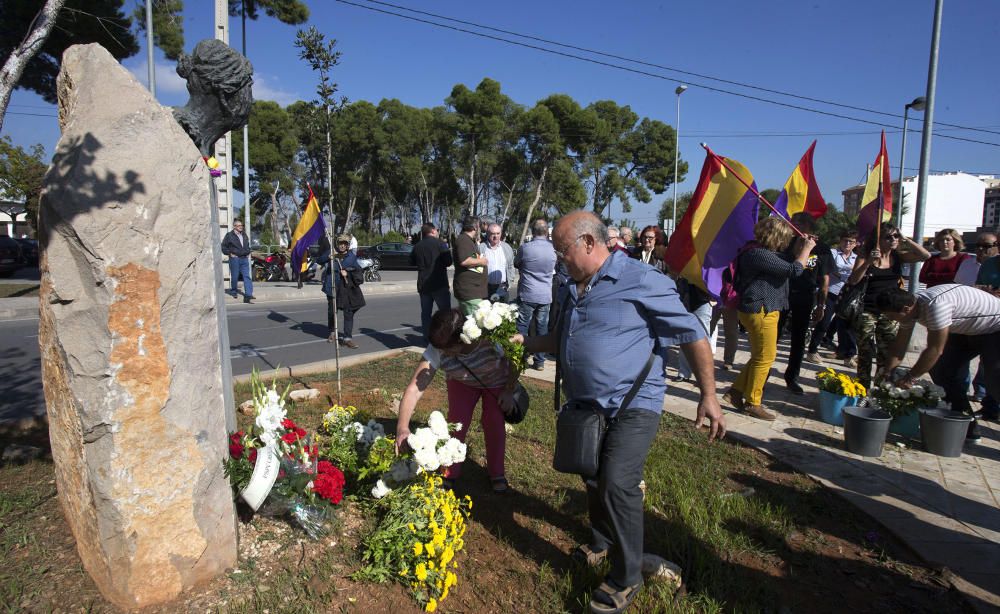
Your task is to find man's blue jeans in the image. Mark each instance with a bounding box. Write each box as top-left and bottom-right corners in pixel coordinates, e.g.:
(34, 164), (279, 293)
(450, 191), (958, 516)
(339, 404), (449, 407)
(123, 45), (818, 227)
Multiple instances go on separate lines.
(228, 256), (253, 297)
(419, 287), (451, 342)
(517, 300), (550, 366)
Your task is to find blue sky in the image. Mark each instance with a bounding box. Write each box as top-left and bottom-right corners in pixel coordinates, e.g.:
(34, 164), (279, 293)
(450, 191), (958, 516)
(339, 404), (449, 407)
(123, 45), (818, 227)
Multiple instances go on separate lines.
(4, 0), (999, 228)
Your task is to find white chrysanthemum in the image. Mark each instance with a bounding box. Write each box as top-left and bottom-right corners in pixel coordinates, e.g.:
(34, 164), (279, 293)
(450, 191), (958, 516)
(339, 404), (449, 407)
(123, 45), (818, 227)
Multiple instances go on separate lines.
(909, 385), (924, 396)
(414, 446), (441, 471)
(371, 479), (391, 499)
(428, 411), (451, 440)
(462, 318), (482, 341)
(407, 427), (436, 452)
(481, 312), (502, 331)
(437, 437), (467, 467)
(460, 333), (472, 344)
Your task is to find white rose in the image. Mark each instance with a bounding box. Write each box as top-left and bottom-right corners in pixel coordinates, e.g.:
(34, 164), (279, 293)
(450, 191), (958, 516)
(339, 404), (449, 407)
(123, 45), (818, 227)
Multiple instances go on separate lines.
(428, 411), (451, 440)
(414, 446), (441, 471)
(371, 479), (391, 499)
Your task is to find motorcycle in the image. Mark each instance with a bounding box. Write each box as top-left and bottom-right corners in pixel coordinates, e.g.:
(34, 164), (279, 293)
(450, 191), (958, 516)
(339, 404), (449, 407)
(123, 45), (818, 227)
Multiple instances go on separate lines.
(359, 256), (381, 282)
(252, 251), (289, 282)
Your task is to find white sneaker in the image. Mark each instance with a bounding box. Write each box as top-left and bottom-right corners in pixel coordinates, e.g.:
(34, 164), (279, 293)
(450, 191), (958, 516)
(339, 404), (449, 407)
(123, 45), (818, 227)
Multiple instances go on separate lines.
(845, 356), (858, 368)
(805, 352), (821, 363)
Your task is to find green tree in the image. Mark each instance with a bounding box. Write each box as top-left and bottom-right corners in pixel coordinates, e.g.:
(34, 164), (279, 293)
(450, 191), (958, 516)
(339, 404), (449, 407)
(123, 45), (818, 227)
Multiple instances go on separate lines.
(0, 136), (47, 233)
(232, 100), (299, 198)
(658, 191), (693, 231)
(295, 26), (345, 219)
(1, 0), (139, 129)
(815, 204), (857, 246)
(227, 0), (309, 23)
(132, 0), (184, 60)
(569, 100), (683, 218)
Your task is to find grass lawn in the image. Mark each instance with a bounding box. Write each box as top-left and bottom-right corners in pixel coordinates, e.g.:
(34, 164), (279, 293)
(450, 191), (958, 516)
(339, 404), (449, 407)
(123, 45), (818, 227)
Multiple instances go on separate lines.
(0, 353), (970, 613)
(0, 283), (38, 298)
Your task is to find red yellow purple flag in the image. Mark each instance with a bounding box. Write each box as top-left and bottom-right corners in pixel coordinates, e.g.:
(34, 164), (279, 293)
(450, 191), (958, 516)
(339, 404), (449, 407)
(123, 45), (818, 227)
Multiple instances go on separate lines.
(857, 131), (893, 242)
(773, 141), (827, 220)
(664, 150), (759, 300)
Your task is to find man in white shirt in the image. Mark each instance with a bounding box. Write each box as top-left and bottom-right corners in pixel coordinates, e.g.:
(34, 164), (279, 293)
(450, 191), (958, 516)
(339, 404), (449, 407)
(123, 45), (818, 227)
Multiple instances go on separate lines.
(479, 223), (515, 301)
(879, 284), (1000, 443)
(954, 232), (997, 286)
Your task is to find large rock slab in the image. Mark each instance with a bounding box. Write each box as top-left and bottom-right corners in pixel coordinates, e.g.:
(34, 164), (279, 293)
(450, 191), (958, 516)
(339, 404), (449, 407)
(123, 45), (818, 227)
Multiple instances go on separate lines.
(37, 44), (237, 609)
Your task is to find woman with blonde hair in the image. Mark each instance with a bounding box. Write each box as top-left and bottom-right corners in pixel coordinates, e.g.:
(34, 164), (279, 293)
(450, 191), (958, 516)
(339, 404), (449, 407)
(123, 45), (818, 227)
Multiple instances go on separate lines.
(724, 216), (815, 420)
(919, 228), (971, 287)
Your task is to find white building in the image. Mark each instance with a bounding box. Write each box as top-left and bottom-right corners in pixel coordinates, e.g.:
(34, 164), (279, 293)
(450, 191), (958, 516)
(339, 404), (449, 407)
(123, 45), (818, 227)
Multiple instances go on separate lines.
(0, 190), (29, 238)
(842, 172), (991, 242)
(983, 181), (1000, 230)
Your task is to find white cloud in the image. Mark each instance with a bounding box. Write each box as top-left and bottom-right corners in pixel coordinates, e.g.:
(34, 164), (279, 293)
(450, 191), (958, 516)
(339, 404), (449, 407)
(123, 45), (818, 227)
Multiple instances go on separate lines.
(252, 74), (300, 107)
(127, 59), (189, 97)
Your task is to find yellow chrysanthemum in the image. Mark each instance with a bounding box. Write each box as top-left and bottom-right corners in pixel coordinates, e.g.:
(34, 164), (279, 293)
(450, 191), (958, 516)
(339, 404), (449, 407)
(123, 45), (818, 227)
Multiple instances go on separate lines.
(413, 542), (423, 556)
(415, 563), (428, 581)
(426, 598), (438, 612)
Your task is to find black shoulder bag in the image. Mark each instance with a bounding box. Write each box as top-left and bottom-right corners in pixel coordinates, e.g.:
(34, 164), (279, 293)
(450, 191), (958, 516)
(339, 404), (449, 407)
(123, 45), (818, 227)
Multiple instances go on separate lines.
(456, 356), (530, 425)
(552, 338), (655, 478)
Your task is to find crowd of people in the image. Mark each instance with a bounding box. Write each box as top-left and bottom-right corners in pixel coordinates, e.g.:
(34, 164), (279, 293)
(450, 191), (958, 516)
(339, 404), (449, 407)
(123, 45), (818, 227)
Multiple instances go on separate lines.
(346, 211), (997, 614)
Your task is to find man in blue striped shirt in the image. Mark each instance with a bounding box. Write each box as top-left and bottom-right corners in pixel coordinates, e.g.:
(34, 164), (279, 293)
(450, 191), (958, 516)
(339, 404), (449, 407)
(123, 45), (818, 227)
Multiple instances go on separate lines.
(514, 210), (724, 614)
(514, 219), (557, 370)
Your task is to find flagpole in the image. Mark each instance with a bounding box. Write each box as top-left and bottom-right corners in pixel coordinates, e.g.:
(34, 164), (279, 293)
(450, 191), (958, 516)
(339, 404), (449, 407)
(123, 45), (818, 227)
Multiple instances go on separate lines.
(700, 143), (806, 238)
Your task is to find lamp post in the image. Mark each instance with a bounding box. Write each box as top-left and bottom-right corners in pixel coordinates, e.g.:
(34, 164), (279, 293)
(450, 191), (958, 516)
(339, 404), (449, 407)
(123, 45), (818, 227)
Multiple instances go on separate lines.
(909, 0), (944, 291)
(671, 84), (688, 237)
(895, 96), (926, 228)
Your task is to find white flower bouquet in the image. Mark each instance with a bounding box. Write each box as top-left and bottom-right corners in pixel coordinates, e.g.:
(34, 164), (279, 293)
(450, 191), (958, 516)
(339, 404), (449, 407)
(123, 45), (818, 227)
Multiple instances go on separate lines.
(371, 410), (467, 499)
(869, 379), (946, 418)
(460, 301), (525, 372)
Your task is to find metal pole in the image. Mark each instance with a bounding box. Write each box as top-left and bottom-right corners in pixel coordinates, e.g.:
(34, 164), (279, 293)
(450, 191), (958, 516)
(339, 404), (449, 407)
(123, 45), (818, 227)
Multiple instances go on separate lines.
(909, 0), (944, 291)
(672, 85), (687, 236)
(241, 0), (251, 246)
(896, 107), (909, 229)
(145, 0), (155, 96)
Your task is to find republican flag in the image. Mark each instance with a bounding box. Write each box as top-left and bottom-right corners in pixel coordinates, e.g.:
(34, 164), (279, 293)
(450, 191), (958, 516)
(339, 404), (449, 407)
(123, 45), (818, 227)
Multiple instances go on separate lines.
(857, 131), (893, 242)
(773, 141), (827, 220)
(664, 150), (759, 300)
(289, 186), (326, 276)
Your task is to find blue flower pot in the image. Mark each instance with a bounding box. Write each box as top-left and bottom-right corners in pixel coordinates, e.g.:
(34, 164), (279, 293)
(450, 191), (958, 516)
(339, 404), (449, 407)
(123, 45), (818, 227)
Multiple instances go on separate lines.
(889, 411), (921, 439)
(818, 390), (855, 426)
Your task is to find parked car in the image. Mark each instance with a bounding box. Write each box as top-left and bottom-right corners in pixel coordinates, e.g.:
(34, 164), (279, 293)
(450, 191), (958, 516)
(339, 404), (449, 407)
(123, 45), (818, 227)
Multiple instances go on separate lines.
(357, 242), (416, 270)
(0, 236), (22, 277)
(15, 238), (38, 267)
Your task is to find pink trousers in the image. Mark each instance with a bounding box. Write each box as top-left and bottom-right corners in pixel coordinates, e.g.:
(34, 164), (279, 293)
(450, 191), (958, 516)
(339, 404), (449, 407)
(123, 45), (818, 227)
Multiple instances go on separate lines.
(444, 378), (507, 479)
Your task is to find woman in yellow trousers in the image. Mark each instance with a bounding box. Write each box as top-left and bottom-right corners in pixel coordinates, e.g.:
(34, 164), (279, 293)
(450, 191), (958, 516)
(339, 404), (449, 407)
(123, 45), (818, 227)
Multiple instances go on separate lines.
(725, 217), (815, 420)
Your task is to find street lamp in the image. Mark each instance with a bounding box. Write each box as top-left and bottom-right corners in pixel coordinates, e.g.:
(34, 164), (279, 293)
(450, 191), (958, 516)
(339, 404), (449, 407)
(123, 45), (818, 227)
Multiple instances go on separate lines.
(672, 84), (688, 237)
(895, 96), (926, 228)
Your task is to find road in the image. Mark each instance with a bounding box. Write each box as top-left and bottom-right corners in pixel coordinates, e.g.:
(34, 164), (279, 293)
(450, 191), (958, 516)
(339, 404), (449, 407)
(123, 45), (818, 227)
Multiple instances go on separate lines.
(0, 291), (424, 424)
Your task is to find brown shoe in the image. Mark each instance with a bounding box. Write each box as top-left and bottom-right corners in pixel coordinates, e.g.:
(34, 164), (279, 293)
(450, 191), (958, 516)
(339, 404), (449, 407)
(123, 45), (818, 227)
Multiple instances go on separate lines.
(723, 388), (745, 411)
(744, 404), (775, 421)
(340, 339), (359, 349)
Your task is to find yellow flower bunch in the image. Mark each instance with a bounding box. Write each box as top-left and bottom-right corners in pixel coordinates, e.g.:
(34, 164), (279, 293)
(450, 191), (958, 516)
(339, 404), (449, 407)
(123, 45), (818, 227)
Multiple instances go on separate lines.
(816, 368), (867, 398)
(397, 473), (470, 610)
(320, 403), (369, 434)
(359, 472), (472, 611)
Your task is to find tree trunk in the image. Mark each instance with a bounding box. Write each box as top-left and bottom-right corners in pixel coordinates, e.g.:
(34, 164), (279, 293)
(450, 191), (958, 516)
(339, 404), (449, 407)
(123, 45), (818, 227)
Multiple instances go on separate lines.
(344, 194), (357, 234)
(0, 0), (66, 132)
(499, 181), (515, 235)
(367, 194), (376, 234)
(520, 165), (548, 245)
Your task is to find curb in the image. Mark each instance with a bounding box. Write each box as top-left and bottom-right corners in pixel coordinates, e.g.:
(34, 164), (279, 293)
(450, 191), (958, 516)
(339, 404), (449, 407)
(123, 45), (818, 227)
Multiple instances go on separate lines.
(231, 347), (419, 384)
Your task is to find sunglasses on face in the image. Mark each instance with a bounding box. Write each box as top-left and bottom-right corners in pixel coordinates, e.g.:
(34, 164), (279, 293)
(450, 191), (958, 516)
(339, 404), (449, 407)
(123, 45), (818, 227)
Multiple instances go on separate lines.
(882, 234), (900, 240)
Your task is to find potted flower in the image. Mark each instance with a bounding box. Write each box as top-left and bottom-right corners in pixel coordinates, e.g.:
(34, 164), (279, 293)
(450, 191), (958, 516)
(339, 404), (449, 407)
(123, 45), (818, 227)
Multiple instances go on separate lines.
(815, 368), (866, 426)
(868, 380), (946, 439)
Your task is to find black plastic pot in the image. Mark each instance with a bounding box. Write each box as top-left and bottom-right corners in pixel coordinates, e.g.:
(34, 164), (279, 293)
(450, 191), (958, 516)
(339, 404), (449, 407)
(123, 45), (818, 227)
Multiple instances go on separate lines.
(844, 406), (892, 457)
(920, 409), (972, 457)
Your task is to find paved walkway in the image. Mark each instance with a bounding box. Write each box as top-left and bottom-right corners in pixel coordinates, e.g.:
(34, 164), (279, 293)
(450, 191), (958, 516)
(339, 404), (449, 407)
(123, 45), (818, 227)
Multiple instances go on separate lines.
(516, 337), (1000, 612)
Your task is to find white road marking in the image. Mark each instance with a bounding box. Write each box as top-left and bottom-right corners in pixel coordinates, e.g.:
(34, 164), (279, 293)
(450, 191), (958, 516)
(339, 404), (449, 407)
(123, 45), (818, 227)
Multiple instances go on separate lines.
(229, 325), (417, 359)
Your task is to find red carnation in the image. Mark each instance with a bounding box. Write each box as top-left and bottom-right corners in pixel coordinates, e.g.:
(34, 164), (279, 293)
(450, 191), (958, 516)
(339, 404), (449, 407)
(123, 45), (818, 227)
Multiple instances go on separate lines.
(281, 418), (296, 430)
(229, 442), (244, 459)
(295, 427), (307, 439)
(281, 432), (299, 445)
(316, 460), (334, 475)
(311, 445), (319, 458)
(249, 448), (258, 465)
(312, 471), (344, 504)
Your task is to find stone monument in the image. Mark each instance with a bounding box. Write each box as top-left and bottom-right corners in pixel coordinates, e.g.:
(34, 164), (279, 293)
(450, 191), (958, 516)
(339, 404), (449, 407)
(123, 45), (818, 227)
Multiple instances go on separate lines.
(37, 43), (240, 608)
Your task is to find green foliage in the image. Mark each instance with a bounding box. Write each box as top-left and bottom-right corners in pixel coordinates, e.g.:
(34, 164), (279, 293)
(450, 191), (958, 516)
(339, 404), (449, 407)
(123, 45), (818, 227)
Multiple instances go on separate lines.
(357, 436), (395, 482)
(815, 204), (857, 246)
(2, 0), (140, 103)
(658, 191), (694, 230)
(381, 230), (407, 243)
(232, 100), (300, 199)
(133, 0), (184, 60)
(229, 0), (309, 24)
(0, 136), (46, 233)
